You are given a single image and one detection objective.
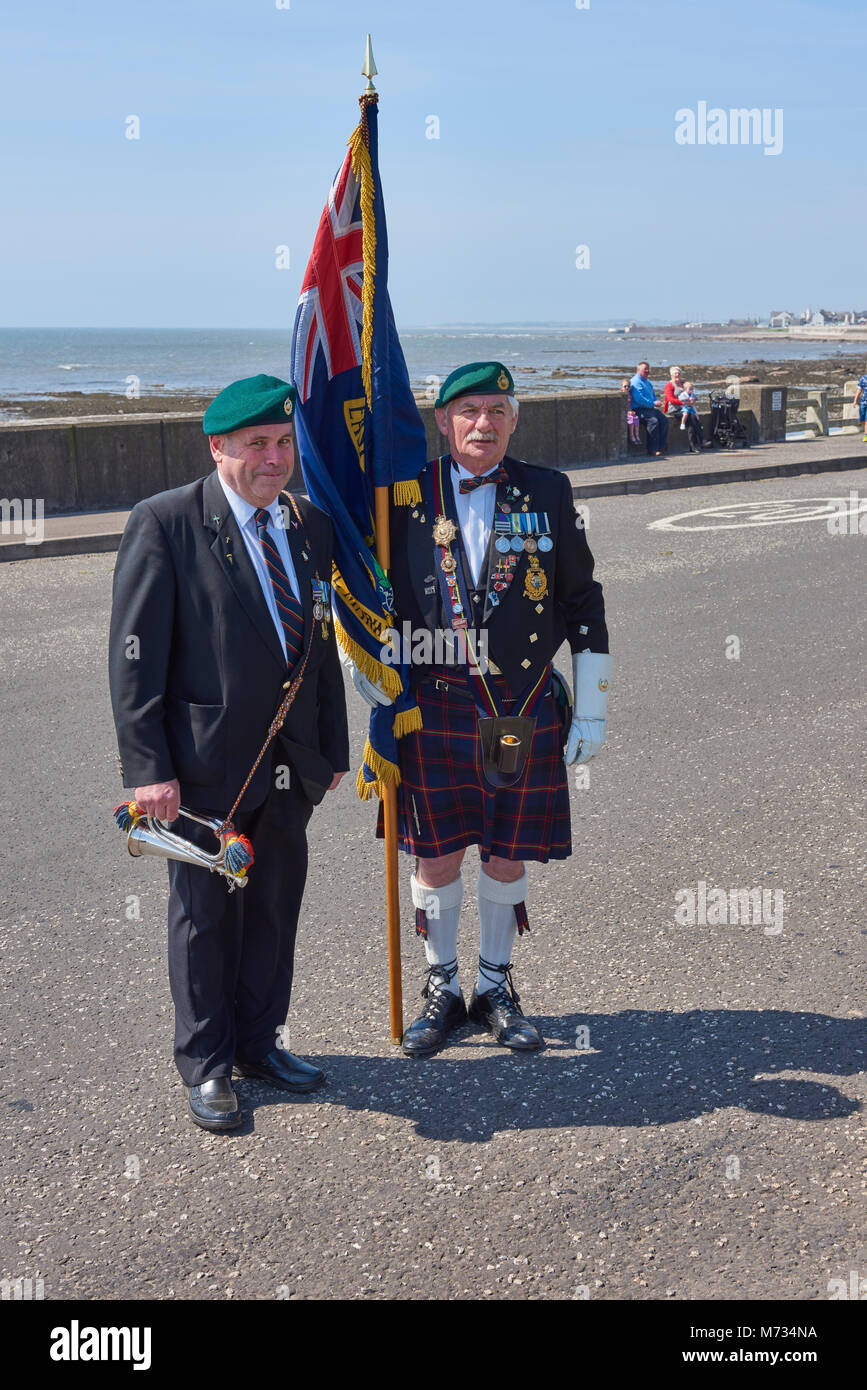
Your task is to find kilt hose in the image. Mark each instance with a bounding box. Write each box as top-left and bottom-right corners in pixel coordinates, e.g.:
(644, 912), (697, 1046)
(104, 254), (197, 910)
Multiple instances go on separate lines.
(376, 668), (572, 863)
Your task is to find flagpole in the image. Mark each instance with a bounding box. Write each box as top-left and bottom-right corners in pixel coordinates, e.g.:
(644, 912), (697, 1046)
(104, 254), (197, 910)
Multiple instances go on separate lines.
(363, 36), (403, 1045)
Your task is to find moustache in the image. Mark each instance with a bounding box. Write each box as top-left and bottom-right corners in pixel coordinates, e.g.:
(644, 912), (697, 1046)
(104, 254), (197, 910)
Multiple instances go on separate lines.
(465, 431), (497, 442)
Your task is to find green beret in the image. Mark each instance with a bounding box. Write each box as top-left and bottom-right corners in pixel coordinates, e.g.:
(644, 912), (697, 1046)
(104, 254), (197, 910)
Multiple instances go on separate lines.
(202, 374), (296, 436)
(435, 361), (515, 410)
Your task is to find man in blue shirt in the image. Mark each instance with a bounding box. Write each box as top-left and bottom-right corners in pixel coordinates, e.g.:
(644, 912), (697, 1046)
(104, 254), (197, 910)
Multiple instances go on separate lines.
(854, 370), (867, 442)
(629, 361), (669, 457)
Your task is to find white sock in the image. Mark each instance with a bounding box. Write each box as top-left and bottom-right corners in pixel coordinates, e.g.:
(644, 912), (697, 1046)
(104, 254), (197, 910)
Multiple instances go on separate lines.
(476, 867), (528, 994)
(411, 873), (463, 995)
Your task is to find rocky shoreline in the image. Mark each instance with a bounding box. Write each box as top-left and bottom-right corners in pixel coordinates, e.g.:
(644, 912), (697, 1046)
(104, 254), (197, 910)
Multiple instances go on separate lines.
(1, 353), (864, 422)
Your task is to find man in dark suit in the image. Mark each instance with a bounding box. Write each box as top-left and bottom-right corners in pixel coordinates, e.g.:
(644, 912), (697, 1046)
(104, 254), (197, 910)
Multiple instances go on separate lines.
(110, 375), (349, 1131)
(346, 362), (611, 1059)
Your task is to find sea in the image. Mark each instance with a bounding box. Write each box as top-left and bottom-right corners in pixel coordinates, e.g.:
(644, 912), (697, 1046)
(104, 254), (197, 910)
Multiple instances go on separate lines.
(0, 326), (864, 405)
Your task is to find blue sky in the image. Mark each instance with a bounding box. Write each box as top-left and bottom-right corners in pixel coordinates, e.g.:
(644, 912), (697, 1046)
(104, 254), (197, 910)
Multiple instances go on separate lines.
(0, 0), (864, 327)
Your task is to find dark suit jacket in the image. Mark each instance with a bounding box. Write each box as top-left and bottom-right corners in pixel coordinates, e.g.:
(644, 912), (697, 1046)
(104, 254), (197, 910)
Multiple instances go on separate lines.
(388, 455), (608, 692)
(109, 470), (350, 813)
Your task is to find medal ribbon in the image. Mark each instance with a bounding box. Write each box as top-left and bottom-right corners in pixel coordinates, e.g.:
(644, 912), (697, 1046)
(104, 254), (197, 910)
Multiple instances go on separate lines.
(429, 455), (551, 721)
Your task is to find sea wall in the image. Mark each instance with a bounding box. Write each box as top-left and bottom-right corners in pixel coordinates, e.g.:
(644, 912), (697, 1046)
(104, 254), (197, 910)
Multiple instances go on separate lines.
(0, 386), (787, 514)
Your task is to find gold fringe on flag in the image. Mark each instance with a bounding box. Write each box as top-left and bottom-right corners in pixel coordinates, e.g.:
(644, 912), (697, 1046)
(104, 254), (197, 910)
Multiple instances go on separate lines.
(392, 705), (423, 739)
(348, 122), (376, 411)
(393, 479), (422, 506)
(355, 737), (402, 801)
(332, 568), (393, 644)
(334, 617), (403, 698)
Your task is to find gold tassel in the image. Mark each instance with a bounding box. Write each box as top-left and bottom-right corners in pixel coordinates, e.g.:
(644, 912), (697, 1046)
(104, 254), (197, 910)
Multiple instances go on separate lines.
(393, 479), (422, 506)
(393, 705), (422, 739)
(348, 123), (376, 411)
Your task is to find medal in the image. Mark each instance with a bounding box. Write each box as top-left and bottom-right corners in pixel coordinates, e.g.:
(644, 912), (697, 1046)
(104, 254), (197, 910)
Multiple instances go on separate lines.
(312, 576), (332, 636)
(441, 554), (457, 573)
(510, 536), (524, 552)
(495, 537), (511, 553)
(498, 502), (511, 514)
(538, 535), (553, 552)
(523, 537), (537, 553)
(433, 515), (458, 546)
(522, 555), (548, 601)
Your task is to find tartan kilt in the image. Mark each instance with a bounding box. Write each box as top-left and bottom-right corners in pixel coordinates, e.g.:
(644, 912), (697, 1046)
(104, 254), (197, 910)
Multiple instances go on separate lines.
(376, 669), (572, 862)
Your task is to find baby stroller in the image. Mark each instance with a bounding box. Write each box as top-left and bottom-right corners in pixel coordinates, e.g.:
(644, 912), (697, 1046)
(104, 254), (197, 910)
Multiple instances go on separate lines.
(709, 391), (750, 449)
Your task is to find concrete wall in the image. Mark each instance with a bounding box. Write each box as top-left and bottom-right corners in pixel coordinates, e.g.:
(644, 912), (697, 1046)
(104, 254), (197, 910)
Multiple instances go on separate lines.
(0, 386), (787, 514)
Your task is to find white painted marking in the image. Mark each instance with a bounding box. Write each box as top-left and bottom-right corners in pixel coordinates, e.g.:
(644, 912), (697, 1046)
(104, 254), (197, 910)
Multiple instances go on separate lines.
(648, 497), (867, 532)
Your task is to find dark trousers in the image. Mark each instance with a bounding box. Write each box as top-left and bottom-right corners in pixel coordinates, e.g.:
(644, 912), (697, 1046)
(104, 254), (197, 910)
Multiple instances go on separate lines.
(166, 760), (313, 1086)
(670, 406), (704, 449)
(638, 406), (668, 455)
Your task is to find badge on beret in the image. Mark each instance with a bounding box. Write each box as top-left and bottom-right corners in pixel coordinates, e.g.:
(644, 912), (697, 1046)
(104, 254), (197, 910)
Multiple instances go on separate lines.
(497, 370), (509, 390)
(283, 396), (294, 418)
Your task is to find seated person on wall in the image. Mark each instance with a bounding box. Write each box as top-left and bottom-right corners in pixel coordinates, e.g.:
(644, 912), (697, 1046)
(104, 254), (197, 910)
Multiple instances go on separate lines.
(663, 365), (709, 452)
(621, 377), (642, 447)
(109, 375), (349, 1133)
(629, 360), (668, 457)
(853, 365), (867, 442)
(343, 361), (611, 1060)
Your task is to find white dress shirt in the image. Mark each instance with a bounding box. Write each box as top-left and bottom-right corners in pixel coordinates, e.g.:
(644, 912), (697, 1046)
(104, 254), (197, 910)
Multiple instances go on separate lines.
(450, 459), (498, 586)
(217, 473), (301, 661)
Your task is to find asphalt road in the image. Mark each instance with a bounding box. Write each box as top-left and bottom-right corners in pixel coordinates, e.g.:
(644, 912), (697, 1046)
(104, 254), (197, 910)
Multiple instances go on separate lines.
(1, 468), (865, 1302)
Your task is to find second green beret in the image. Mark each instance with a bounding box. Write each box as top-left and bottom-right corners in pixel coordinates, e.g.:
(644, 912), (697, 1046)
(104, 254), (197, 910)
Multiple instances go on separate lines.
(435, 361), (515, 410)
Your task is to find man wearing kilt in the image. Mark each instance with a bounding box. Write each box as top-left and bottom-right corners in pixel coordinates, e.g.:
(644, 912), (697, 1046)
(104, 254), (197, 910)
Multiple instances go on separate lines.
(348, 362), (610, 1057)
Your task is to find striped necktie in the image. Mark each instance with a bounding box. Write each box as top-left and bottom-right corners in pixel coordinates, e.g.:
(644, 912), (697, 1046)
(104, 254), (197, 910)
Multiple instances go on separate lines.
(253, 507), (304, 668)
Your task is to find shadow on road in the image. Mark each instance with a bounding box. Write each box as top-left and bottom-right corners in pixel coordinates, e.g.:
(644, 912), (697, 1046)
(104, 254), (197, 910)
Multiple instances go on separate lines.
(233, 1009), (864, 1140)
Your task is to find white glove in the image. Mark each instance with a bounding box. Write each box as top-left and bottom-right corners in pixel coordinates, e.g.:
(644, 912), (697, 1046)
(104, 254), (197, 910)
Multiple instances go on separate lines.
(339, 648), (394, 708)
(564, 651), (611, 766)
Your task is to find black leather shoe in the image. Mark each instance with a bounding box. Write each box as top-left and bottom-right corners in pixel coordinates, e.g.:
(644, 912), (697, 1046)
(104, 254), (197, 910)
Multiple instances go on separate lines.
(234, 1046), (325, 1094)
(468, 965), (542, 1051)
(185, 1077), (242, 1131)
(402, 966), (468, 1058)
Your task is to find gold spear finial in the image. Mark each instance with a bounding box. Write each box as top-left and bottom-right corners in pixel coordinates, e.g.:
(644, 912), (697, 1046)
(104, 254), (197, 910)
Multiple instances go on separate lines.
(362, 34), (378, 93)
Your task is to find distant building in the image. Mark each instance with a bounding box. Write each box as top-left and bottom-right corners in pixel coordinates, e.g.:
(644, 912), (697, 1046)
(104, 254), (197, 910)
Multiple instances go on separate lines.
(770, 310), (796, 328)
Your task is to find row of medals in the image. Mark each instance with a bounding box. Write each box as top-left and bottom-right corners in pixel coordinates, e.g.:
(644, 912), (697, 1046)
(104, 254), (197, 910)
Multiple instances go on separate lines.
(435, 498), (551, 623)
(492, 498), (551, 605)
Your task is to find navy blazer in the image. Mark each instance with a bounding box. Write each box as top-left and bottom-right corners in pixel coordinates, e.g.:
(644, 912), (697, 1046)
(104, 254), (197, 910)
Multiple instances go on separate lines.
(387, 455), (608, 692)
(109, 470), (350, 813)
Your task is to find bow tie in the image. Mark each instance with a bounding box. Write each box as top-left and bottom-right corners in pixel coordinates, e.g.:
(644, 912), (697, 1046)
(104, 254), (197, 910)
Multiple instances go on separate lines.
(458, 466), (508, 494)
